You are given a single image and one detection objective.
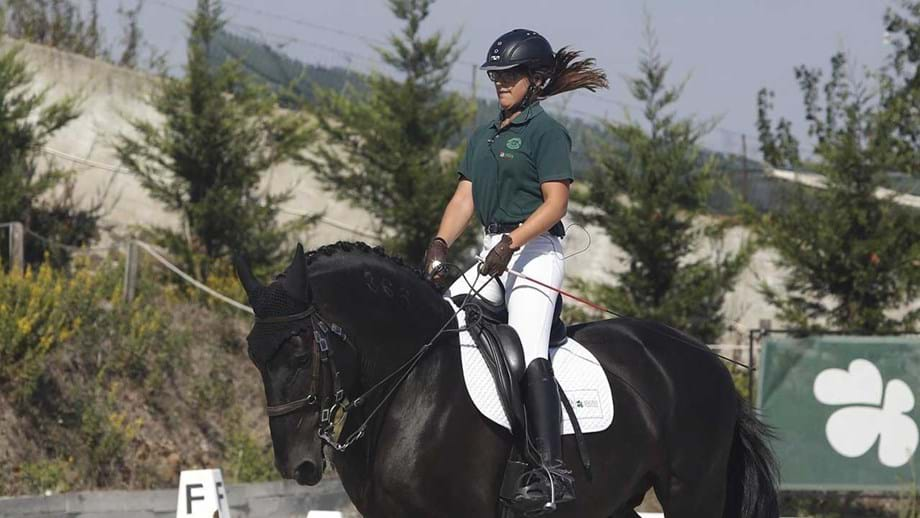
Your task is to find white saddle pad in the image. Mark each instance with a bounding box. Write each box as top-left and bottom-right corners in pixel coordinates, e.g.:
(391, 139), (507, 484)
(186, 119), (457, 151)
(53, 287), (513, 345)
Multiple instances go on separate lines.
(448, 299), (614, 435)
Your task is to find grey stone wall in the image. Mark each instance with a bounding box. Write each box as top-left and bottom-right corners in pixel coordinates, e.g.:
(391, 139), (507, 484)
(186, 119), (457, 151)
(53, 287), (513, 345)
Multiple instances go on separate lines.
(0, 479), (357, 518)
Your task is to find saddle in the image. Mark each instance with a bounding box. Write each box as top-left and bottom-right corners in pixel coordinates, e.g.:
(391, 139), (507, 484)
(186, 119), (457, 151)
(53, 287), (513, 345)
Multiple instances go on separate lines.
(450, 293), (566, 451)
(450, 294), (589, 511)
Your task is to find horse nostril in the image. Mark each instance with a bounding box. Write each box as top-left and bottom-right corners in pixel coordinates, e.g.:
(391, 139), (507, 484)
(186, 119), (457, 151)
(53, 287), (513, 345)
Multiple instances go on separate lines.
(294, 461), (322, 486)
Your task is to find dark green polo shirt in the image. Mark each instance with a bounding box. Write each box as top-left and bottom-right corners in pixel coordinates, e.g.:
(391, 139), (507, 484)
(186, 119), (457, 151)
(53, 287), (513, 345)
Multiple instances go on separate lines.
(458, 103), (574, 226)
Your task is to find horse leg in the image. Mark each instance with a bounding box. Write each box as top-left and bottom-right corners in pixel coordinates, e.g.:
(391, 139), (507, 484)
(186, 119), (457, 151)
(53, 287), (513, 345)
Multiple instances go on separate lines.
(609, 510), (641, 518)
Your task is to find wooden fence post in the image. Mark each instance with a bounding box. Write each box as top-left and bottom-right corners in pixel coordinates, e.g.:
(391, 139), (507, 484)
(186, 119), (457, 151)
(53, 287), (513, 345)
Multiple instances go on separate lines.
(124, 241), (139, 302)
(9, 222), (24, 274)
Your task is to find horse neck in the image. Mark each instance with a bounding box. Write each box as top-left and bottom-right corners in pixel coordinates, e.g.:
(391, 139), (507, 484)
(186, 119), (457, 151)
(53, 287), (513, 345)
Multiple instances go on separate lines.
(307, 248), (454, 389)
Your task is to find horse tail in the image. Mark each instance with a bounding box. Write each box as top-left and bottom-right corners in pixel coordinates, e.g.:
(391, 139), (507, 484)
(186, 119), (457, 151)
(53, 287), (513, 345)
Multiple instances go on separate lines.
(723, 395), (780, 518)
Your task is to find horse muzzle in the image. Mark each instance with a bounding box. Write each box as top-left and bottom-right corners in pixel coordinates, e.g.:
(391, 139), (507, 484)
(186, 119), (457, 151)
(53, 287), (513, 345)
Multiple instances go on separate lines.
(294, 459), (324, 486)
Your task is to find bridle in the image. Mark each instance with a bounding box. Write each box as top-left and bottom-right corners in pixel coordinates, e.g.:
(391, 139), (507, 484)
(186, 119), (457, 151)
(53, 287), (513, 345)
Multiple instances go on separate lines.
(255, 302), (468, 454)
(256, 306), (361, 452)
(259, 308), (345, 416)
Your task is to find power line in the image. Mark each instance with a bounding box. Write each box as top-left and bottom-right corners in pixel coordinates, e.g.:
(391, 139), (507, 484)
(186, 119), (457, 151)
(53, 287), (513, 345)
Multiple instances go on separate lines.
(220, 22), (488, 98)
(152, 0), (756, 142)
(220, 0), (386, 47)
(215, 0), (646, 110)
(147, 0), (647, 123)
(159, 0), (744, 132)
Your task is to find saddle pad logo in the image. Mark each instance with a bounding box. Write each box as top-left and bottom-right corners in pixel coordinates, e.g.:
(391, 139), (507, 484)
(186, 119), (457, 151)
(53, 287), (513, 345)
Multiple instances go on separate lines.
(505, 137), (522, 150)
(563, 389), (604, 420)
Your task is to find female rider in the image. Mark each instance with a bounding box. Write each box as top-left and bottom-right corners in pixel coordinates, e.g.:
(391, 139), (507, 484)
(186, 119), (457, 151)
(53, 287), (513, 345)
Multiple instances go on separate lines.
(423, 29), (607, 513)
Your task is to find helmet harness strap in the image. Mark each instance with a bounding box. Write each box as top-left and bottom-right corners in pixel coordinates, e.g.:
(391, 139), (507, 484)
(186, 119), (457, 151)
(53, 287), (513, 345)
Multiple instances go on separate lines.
(503, 69), (547, 119)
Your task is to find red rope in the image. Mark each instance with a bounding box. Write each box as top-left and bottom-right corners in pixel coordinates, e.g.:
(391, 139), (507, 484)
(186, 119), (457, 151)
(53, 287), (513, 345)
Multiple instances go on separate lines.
(504, 268), (618, 316)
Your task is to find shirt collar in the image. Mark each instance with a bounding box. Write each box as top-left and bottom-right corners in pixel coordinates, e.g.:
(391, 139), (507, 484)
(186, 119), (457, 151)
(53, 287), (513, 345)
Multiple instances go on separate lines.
(490, 102), (544, 129)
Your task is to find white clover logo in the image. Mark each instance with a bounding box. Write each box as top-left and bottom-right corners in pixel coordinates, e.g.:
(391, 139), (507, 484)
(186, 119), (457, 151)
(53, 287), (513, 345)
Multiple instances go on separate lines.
(813, 359), (919, 468)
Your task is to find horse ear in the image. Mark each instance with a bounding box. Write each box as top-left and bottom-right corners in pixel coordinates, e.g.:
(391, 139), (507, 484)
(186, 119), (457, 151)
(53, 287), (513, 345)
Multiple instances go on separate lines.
(233, 252), (262, 299)
(281, 243), (309, 302)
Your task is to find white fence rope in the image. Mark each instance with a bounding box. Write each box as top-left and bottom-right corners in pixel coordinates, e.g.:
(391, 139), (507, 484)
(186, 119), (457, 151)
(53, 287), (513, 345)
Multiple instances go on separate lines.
(42, 146), (130, 174)
(8, 224), (254, 314)
(11, 225), (765, 355)
(135, 241), (254, 315)
(9, 223), (766, 352)
(42, 146), (381, 241)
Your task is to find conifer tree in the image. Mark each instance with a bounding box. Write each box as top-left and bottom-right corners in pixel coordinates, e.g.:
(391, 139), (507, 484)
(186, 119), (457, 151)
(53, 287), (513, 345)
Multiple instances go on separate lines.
(4, 0), (105, 59)
(117, 1), (143, 69)
(571, 26), (751, 343)
(115, 0), (315, 279)
(308, 0), (474, 261)
(882, 0), (920, 176)
(756, 43), (920, 332)
(0, 14), (101, 267)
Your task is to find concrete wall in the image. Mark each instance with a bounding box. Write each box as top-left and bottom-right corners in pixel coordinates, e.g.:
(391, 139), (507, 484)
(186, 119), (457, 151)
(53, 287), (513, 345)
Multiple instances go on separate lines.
(4, 37), (378, 248)
(2, 38), (820, 342)
(0, 479), (357, 518)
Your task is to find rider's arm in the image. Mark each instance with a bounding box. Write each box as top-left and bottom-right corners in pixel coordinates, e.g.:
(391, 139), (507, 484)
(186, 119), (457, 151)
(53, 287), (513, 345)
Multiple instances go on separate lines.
(435, 179), (474, 247)
(508, 180), (570, 249)
(507, 124), (573, 250)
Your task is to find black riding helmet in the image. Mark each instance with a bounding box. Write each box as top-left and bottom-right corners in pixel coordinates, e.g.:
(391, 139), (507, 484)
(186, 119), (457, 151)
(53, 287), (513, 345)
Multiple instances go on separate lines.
(480, 29), (554, 73)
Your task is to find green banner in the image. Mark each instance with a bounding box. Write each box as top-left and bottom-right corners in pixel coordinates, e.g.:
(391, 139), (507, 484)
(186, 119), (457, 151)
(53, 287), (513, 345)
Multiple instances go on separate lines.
(758, 334), (920, 491)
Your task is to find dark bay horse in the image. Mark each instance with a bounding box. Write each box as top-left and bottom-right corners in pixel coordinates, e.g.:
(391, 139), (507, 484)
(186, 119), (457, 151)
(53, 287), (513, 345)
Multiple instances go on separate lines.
(235, 242), (779, 518)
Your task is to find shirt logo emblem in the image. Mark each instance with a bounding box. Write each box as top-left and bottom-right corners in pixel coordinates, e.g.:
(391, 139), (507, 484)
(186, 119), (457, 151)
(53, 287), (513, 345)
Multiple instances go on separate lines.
(506, 137), (522, 150)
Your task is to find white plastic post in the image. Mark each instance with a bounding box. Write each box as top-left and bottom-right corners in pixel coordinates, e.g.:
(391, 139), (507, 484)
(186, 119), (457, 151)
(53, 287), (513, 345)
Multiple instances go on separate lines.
(175, 469), (231, 518)
(307, 512), (343, 518)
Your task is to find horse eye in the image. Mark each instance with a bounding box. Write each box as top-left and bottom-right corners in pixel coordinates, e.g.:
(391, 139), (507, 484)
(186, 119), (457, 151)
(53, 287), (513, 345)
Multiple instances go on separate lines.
(288, 335), (311, 363)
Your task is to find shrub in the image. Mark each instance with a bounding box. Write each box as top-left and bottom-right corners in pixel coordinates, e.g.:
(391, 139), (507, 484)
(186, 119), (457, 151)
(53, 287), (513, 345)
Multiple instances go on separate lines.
(0, 257), (116, 404)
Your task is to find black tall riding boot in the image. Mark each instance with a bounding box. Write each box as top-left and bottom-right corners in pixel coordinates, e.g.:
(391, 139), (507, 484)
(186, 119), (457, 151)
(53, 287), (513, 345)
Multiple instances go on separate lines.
(511, 358), (575, 515)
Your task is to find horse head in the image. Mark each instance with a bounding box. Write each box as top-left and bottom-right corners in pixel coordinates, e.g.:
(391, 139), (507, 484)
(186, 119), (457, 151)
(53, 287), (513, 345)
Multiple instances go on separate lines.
(234, 243), (358, 486)
(235, 241), (456, 488)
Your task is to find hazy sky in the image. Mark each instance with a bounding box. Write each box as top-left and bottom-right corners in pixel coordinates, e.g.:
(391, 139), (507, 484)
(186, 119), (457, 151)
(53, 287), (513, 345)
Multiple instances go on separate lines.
(94, 0), (896, 156)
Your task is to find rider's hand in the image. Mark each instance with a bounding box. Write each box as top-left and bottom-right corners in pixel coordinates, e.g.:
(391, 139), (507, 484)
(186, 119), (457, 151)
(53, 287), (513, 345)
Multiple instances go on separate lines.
(423, 237), (449, 283)
(479, 234), (516, 277)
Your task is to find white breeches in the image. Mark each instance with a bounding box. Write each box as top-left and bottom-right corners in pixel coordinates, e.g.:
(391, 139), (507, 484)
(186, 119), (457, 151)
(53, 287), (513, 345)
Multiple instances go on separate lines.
(448, 231), (565, 367)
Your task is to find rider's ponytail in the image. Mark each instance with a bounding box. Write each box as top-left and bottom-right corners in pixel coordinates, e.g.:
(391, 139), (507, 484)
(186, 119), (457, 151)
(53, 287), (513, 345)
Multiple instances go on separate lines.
(535, 48), (609, 100)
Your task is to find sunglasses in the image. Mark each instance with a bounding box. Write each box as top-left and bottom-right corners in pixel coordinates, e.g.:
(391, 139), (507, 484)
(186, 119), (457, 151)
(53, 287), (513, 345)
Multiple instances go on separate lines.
(487, 69), (527, 84)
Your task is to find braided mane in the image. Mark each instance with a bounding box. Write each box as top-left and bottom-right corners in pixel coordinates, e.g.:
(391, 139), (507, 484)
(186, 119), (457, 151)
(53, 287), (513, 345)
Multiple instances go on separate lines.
(304, 241), (442, 295)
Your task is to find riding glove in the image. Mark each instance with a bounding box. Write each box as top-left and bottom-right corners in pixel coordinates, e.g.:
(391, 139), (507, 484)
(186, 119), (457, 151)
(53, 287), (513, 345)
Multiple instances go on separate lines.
(423, 237), (449, 282)
(480, 234), (517, 277)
